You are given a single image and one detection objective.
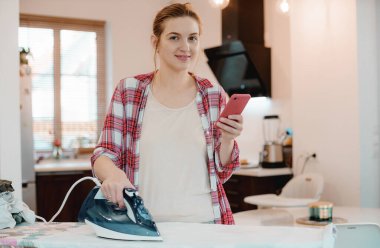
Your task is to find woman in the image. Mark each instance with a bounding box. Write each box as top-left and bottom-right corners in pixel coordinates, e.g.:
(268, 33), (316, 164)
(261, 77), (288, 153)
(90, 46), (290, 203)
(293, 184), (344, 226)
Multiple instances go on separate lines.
(92, 3), (243, 224)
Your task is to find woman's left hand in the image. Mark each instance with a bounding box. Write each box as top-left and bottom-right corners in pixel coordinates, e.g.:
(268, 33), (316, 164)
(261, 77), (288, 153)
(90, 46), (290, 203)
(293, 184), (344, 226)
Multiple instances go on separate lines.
(216, 115), (243, 141)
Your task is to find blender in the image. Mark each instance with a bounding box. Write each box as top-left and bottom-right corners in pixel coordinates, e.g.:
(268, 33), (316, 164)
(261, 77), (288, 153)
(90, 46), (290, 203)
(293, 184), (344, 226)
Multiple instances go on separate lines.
(260, 115), (286, 168)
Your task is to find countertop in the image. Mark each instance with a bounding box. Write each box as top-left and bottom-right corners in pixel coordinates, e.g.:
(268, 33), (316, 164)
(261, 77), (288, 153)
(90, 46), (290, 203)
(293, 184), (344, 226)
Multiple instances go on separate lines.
(0, 222), (334, 248)
(35, 157), (91, 173)
(233, 206), (380, 227)
(233, 207), (380, 247)
(234, 167), (293, 177)
(35, 158), (293, 177)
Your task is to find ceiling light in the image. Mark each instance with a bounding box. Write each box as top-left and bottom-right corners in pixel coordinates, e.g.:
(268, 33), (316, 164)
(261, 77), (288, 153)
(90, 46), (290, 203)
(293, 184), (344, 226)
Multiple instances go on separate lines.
(209, 0), (230, 10)
(280, 0), (289, 13)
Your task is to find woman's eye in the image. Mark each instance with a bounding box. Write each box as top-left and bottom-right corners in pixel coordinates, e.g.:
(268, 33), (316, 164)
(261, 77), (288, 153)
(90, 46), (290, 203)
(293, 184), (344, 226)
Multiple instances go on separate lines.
(189, 36), (198, 42)
(169, 36), (179, 40)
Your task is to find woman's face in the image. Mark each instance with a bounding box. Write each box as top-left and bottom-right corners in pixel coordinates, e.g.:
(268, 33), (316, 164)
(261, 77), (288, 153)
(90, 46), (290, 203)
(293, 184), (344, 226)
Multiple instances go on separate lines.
(155, 16), (200, 72)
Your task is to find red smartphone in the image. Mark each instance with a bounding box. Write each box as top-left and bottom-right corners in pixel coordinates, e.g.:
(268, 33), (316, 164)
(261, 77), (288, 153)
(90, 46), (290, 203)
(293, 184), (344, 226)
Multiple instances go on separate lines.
(219, 94), (251, 120)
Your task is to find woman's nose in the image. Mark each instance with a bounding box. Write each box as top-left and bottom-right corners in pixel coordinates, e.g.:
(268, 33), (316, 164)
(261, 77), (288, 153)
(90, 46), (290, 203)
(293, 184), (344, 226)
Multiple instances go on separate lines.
(179, 40), (190, 51)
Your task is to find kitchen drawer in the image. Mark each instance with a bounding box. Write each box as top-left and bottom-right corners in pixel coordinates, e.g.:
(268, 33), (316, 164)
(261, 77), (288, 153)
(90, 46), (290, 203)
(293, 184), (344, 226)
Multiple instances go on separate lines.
(36, 170), (94, 222)
(226, 193), (257, 213)
(223, 176), (245, 191)
(223, 174), (292, 213)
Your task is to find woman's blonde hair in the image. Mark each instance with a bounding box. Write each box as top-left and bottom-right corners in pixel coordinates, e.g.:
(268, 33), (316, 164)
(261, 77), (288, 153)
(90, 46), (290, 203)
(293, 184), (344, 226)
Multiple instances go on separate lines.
(152, 3), (202, 71)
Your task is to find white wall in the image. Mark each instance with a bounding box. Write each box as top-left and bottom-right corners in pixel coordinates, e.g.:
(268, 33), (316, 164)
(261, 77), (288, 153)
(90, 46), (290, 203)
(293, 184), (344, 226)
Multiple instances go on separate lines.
(378, 0), (380, 187)
(0, 0), (22, 199)
(290, 0), (361, 206)
(357, 0), (380, 207)
(236, 0), (292, 163)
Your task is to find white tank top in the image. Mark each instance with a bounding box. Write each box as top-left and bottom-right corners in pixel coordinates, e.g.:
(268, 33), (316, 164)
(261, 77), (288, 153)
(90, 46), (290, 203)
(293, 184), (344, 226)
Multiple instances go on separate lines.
(138, 89), (214, 223)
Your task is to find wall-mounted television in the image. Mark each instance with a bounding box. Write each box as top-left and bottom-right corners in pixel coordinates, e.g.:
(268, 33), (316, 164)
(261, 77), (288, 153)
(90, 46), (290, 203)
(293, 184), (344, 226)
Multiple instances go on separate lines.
(204, 40), (269, 97)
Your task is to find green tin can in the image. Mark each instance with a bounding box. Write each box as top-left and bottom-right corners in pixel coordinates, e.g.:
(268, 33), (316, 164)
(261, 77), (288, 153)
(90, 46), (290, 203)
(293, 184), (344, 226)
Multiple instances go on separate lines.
(308, 201), (333, 222)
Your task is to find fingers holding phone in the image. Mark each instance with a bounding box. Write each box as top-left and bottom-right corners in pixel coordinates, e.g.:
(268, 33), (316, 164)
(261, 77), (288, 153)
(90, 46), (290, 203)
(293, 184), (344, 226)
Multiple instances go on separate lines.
(216, 94), (250, 141)
(217, 115), (243, 140)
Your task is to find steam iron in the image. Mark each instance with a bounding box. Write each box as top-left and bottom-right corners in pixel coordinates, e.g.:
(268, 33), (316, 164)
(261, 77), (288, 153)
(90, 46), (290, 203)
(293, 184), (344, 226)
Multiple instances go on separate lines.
(78, 186), (162, 241)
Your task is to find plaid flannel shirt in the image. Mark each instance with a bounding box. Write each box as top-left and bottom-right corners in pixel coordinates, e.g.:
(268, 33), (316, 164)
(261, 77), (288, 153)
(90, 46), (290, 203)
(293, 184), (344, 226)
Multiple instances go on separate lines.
(91, 72), (240, 224)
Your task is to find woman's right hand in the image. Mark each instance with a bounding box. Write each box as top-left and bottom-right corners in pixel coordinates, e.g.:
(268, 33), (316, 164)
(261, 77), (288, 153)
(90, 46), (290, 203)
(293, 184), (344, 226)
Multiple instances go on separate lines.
(100, 169), (135, 208)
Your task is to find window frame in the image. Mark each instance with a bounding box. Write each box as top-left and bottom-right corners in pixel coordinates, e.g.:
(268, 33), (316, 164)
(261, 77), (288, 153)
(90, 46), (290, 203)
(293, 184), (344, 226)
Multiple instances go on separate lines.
(20, 14), (106, 153)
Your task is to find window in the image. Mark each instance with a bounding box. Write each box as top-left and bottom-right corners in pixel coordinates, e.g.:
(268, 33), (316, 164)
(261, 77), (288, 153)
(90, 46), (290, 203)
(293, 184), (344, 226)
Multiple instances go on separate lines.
(19, 15), (106, 153)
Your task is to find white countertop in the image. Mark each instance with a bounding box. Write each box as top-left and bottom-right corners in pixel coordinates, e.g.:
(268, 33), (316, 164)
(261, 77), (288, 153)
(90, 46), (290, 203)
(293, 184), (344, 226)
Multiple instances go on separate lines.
(35, 158), (293, 177)
(233, 206), (380, 227)
(35, 157), (91, 173)
(234, 167), (293, 177)
(233, 207), (380, 247)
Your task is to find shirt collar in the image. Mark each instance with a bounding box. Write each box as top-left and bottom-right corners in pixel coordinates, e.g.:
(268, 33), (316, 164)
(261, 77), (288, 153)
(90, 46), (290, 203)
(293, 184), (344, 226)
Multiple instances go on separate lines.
(134, 71), (214, 91)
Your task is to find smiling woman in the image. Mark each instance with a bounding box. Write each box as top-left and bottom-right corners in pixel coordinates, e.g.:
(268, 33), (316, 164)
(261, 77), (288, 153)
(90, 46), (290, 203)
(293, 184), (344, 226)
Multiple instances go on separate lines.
(151, 3), (202, 75)
(91, 3), (244, 225)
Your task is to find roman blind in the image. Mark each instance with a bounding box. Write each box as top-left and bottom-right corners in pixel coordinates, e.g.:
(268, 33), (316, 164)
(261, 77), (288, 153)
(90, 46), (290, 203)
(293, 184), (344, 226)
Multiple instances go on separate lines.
(19, 14), (106, 152)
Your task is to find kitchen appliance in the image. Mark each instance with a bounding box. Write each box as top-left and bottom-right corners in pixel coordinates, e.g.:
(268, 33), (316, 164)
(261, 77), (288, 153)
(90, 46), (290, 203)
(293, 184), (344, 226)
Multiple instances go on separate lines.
(204, 40), (269, 97)
(260, 115), (286, 168)
(78, 186), (162, 241)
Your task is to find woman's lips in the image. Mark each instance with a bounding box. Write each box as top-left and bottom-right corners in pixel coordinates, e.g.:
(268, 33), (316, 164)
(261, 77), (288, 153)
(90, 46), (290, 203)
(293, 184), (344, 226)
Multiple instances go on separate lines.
(175, 55), (191, 62)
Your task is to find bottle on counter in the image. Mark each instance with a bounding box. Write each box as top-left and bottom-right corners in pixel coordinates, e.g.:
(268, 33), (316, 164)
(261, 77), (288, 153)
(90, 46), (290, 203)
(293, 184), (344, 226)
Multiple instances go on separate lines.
(51, 139), (63, 160)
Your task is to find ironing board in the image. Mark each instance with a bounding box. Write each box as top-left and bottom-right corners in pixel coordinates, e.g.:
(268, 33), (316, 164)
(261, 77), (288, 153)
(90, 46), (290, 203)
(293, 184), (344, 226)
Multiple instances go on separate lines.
(0, 222), (335, 248)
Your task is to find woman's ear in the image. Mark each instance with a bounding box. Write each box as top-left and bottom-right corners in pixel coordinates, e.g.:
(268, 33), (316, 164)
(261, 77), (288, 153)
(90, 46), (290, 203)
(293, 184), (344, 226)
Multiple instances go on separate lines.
(151, 35), (158, 52)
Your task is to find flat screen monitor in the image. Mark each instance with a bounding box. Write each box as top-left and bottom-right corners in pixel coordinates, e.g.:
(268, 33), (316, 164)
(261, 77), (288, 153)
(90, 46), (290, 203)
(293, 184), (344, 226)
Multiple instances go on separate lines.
(204, 40), (269, 97)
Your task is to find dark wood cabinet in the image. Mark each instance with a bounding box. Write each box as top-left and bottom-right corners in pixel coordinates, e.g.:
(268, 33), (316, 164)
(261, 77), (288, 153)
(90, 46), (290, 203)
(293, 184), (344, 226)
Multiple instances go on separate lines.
(36, 170), (95, 222)
(222, 0), (271, 96)
(36, 169), (292, 221)
(223, 174), (292, 213)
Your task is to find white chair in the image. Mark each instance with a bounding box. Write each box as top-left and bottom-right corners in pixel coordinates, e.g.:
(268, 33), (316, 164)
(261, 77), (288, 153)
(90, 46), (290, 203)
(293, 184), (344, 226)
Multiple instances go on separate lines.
(244, 173), (324, 208)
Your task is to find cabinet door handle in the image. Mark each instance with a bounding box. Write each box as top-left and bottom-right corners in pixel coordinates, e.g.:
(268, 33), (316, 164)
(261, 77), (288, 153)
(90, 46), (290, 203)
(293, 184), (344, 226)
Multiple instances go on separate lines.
(230, 203), (239, 208)
(226, 190), (239, 196)
(228, 178), (240, 183)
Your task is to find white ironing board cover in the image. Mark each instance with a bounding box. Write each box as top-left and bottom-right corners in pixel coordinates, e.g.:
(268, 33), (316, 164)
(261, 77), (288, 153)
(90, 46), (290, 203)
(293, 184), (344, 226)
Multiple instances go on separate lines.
(0, 222), (335, 248)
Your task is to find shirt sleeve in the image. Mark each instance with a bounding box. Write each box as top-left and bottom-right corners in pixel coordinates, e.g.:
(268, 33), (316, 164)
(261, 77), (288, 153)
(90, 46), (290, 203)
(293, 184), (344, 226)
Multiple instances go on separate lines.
(91, 81), (126, 174)
(213, 89), (240, 184)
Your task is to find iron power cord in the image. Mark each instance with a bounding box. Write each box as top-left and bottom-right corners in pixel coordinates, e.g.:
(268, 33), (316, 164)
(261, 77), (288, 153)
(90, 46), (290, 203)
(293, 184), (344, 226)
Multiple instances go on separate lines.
(36, 176), (101, 223)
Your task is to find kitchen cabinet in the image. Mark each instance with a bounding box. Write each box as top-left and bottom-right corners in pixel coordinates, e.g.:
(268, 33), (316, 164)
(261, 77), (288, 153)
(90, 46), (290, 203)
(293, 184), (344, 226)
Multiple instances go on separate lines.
(36, 170), (94, 222)
(36, 161), (292, 220)
(35, 159), (93, 222)
(222, 0), (271, 96)
(224, 169), (292, 213)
